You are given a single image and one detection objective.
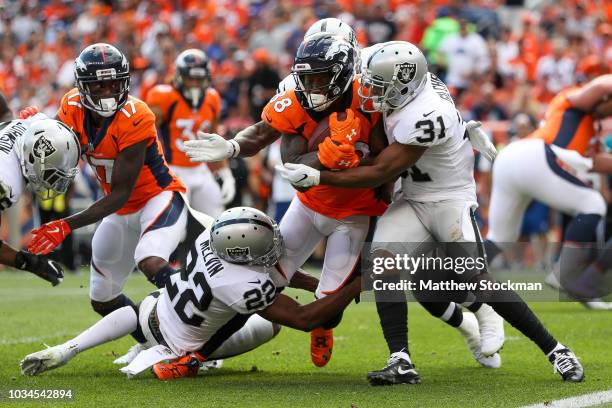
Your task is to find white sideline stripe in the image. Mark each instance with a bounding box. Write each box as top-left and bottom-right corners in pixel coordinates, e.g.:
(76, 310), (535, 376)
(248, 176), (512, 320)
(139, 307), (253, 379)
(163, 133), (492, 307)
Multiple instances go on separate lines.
(519, 390), (612, 408)
(0, 331), (79, 346)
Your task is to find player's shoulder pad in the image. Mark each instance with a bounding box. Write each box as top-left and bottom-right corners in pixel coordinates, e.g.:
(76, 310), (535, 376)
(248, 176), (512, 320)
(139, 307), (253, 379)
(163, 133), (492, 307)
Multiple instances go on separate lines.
(59, 88), (83, 113)
(215, 267), (277, 314)
(145, 84), (178, 105)
(261, 90), (305, 135)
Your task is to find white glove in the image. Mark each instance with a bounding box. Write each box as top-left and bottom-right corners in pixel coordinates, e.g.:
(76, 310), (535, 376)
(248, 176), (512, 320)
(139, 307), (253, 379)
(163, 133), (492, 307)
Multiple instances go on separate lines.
(184, 132), (240, 162)
(215, 167), (236, 205)
(466, 121), (497, 162)
(275, 163), (320, 188)
(549, 145), (593, 178)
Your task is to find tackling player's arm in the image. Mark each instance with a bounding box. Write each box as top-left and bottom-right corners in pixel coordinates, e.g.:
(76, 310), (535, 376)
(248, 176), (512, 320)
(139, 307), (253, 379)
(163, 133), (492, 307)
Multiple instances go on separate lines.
(319, 142), (427, 188)
(288, 268), (319, 293)
(64, 141), (146, 230)
(567, 74), (612, 116)
(0, 92), (12, 122)
(280, 132), (326, 170)
(258, 276), (361, 332)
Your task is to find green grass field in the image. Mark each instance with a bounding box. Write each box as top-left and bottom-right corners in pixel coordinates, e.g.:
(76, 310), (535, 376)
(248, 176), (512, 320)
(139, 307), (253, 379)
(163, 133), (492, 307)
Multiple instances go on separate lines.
(1, 270), (611, 408)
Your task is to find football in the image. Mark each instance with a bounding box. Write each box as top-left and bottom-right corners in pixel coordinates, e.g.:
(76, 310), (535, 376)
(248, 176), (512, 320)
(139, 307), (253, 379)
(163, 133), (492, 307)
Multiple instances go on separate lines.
(307, 111), (348, 152)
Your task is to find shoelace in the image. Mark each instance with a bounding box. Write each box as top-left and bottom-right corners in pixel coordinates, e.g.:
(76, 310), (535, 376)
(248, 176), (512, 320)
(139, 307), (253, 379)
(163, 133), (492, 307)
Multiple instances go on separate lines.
(553, 351), (575, 374)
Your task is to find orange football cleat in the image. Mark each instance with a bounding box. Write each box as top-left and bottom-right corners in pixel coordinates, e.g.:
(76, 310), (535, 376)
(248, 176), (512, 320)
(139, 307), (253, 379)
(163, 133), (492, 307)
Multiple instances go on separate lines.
(152, 354), (203, 380)
(310, 327), (333, 367)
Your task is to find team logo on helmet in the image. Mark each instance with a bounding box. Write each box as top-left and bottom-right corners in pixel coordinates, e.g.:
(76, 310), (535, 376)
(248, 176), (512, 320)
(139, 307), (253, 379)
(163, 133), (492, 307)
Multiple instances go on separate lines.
(325, 41), (351, 61)
(227, 247), (250, 258)
(32, 135), (56, 158)
(396, 62), (417, 85)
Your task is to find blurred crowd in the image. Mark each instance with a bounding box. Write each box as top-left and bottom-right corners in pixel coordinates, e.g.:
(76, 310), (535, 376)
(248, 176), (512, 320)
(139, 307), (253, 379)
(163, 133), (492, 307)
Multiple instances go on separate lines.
(0, 0), (611, 270)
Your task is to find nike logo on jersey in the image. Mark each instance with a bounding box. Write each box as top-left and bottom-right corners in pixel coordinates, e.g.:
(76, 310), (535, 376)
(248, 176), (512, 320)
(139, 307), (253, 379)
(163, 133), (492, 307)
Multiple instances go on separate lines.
(133, 118), (144, 127)
(265, 114), (273, 124)
(248, 279), (261, 285)
(422, 110), (435, 117)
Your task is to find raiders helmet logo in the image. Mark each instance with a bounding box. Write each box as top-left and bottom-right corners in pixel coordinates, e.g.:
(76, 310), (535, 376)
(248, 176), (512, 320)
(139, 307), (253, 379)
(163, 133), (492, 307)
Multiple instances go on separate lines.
(227, 246), (250, 259)
(396, 62), (417, 85)
(32, 135), (57, 159)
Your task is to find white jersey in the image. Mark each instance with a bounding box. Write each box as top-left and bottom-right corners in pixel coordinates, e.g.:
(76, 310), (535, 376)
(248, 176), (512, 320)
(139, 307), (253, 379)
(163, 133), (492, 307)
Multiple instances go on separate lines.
(277, 45), (378, 93)
(384, 73), (476, 202)
(0, 120), (27, 211)
(157, 227), (286, 356)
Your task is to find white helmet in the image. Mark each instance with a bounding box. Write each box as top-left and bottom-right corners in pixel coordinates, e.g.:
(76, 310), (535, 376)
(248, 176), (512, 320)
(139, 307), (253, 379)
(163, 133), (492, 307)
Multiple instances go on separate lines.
(358, 41), (429, 113)
(210, 207), (284, 267)
(304, 18), (360, 68)
(16, 119), (81, 199)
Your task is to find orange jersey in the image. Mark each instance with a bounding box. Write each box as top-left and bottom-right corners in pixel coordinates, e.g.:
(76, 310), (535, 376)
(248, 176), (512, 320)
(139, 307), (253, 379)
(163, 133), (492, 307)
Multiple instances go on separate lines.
(530, 87), (596, 155)
(57, 88), (185, 215)
(261, 79), (388, 219)
(145, 85), (221, 167)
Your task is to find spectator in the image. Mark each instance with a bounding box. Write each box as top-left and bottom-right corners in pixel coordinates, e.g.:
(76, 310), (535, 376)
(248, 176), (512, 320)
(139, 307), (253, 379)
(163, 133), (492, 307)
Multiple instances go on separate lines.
(471, 82), (509, 121)
(535, 37), (575, 101)
(437, 18), (490, 96)
(247, 48), (281, 122)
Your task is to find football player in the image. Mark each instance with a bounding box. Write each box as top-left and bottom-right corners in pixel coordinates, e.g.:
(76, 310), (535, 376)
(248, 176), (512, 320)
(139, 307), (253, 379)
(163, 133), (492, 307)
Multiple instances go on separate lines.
(484, 74), (612, 307)
(20, 207), (361, 380)
(0, 114), (80, 285)
(186, 26), (502, 370)
(146, 49), (235, 217)
(21, 43), (188, 364)
(277, 41), (584, 383)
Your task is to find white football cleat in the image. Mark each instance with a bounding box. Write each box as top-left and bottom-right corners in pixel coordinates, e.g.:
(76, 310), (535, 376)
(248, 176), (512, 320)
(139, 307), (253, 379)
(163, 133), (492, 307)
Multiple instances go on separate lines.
(113, 343), (147, 365)
(474, 304), (505, 356)
(200, 359), (224, 371)
(21, 343), (77, 376)
(458, 312), (501, 368)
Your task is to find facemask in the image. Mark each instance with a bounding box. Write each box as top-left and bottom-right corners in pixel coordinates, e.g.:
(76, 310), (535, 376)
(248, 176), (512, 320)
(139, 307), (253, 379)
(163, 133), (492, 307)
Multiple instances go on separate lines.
(309, 93), (332, 112)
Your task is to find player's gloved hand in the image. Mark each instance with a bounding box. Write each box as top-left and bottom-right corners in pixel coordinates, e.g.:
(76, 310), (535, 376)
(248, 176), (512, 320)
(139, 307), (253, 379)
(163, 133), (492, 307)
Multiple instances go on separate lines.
(466, 121), (497, 162)
(15, 250), (64, 286)
(28, 219), (72, 255)
(549, 145), (593, 177)
(215, 167), (236, 205)
(329, 109), (361, 145)
(18, 105), (40, 119)
(318, 138), (360, 169)
(185, 132), (240, 162)
(275, 163), (320, 188)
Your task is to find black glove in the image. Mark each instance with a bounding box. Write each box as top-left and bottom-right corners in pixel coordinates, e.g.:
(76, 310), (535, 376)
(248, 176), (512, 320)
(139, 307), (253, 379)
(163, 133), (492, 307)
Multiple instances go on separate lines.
(15, 250), (64, 286)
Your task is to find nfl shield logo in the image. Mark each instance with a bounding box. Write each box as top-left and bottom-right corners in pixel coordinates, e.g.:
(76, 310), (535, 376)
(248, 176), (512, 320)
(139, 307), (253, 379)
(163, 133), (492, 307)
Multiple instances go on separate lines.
(396, 62), (416, 85)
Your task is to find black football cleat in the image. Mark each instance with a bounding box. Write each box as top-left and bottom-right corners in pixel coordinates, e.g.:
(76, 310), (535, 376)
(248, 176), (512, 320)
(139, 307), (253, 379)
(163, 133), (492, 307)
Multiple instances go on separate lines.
(549, 348), (584, 382)
(367, 357), (421, 386)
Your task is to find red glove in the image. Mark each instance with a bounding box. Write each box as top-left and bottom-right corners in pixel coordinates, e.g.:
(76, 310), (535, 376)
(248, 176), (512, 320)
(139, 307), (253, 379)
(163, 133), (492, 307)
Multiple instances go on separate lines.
(329, 109), (361, 145)
(19, 106), (40, 119)
(28, 219), (72, 255)
(318, 137), (360, 169)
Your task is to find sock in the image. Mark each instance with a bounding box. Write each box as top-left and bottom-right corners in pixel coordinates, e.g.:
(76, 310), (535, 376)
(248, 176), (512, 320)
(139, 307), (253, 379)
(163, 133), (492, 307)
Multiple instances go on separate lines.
(465, 302), (483, 313)
(66, 306), (137, 354)
(564, 214), (601, 243)
(92, 294), (147, 343)
(390, 349), (411, 363)
(418, 301), (463, 328)
(375, 301), (408, 355)
(487, 295), (558, 355)
(147, 265), (175, 289)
